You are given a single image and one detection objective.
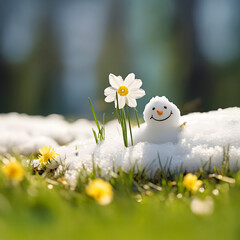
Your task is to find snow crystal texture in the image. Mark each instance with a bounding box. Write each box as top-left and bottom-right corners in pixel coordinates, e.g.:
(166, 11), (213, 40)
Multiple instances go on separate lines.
(1, 108), (240, 188)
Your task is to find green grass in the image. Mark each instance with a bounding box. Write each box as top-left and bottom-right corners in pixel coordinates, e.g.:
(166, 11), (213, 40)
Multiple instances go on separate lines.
(0, 153), (240, 240)
(88, 98), (105, 144)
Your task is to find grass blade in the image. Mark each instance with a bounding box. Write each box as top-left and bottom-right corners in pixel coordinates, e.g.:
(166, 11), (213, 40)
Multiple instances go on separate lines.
(88, 97), (105, 143)
(134, 107), (140, 128)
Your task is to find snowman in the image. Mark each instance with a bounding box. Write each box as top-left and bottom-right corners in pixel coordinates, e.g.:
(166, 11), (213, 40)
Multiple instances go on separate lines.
(132, 96), (185, 144)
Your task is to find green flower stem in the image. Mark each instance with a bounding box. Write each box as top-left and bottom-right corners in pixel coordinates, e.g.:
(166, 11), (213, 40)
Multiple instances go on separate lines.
(120, 108), (128, 147)
(126, 106), (134, 146)
(115, 93), (128, 147)
(115, 93), (121, 123)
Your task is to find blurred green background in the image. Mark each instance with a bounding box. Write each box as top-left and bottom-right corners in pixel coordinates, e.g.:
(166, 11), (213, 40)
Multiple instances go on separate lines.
(0, 0), (240, 118)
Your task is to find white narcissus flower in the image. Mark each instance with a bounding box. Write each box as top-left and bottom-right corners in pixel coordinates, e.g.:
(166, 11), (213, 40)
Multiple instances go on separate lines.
(104, 73), (145, 109)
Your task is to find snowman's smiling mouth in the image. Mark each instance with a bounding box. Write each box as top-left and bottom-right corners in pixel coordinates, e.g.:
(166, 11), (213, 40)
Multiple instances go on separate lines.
(150, 111), (173, 121)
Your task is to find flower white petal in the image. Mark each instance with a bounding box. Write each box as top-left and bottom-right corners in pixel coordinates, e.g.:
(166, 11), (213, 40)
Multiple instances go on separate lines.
(105, 73), (145, 109)
(114, 100), (117, 108)
(117, 76), (124, 86)
(126, 96), (137, 108)
(104, 87), (116, 96)
(124, 73), (135, 88)
(109, 74), (121, 89)
(129, 79), (142, 90)
(118, 96), (126, 109)
(105, 94), (115, 103)
(130, 89), (146, 99)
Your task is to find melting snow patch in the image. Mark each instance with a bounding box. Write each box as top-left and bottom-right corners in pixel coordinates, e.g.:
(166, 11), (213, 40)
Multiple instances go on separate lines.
(1, 108), (240, 188)
(54, 107), (240, 187)
(0, 113), (95, 155)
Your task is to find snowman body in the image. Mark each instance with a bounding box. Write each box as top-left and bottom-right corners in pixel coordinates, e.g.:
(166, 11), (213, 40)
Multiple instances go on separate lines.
(133, 96), (181, 144)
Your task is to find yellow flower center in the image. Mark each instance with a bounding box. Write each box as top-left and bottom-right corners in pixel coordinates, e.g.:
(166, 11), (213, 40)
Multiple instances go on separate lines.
(38, 146), (58, 164)
(2, 161), (25, 181)
(85, 179), (113, 205)
(183, 173), (203, 193)
(8, 166), (18, 177)
(117, 86), (129, 96)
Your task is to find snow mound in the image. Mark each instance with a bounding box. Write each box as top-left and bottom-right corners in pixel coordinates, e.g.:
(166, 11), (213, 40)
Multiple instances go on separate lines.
(1, 108), (240, 188)
(0, 113), (95, 155)
(51, 107), (240, 188)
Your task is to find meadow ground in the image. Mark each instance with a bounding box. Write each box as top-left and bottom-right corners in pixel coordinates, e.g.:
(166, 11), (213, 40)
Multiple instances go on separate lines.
(0, 153), (240, 240)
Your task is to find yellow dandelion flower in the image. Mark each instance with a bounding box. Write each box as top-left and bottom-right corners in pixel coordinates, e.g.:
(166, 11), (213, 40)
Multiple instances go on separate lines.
(38, 146), (58, 164)
(183, 173), (203, 193)
(86, 178), (113, 205)
(2, 159), (25, 181)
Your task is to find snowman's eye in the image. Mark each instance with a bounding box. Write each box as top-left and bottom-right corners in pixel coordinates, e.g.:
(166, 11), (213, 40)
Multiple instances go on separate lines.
(152, 107), (155, 110)
(164, 106), (167, 109)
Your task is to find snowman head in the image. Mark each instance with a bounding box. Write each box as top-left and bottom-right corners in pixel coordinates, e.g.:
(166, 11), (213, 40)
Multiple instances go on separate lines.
(143, 96), (181, 128)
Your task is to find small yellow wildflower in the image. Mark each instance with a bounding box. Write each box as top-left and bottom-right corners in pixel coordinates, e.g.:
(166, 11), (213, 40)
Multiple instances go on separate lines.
(86, 178), (113, 205)
(183, 173), (203, 193)
(180, 121), (187, 130)
(38, 146), (58, 164)
(2, 159), (25, 181)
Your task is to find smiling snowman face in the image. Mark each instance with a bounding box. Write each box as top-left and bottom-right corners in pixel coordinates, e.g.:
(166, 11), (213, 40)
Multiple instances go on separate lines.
(143, 96), (181, 127)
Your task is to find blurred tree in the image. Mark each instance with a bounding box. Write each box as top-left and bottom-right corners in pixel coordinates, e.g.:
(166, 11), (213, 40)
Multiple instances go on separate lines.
(0, 58), (12, 113)
(6, 10), (61, 115)
(0, 0), (240, 117)
(176, 0), (209, 112)
(97, 0), (130, 115)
